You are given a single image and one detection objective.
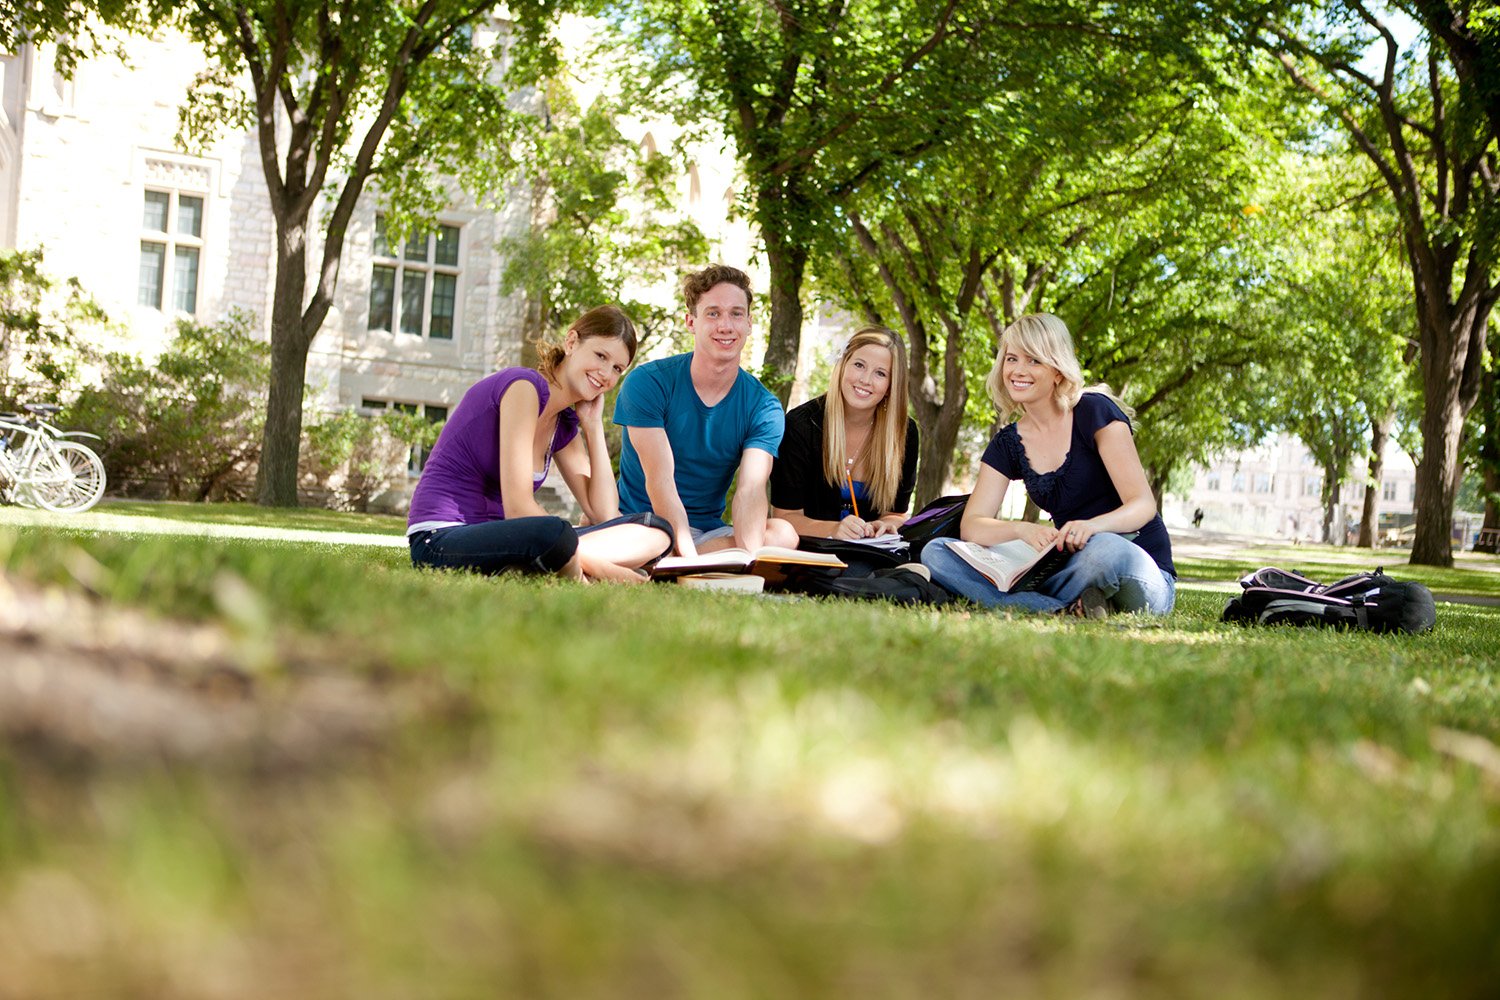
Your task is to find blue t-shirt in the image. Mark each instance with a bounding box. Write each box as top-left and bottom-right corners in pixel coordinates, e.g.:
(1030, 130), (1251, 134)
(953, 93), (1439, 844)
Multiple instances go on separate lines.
(613, 353), (785, 531)
(980, 392), (1175, 576)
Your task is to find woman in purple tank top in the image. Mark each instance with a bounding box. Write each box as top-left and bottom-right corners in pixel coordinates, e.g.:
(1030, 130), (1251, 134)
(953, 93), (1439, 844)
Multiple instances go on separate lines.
(407, 306), (673, 582)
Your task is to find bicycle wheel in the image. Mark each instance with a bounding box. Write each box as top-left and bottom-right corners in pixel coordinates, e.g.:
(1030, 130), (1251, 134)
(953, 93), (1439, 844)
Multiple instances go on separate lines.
(23, 441), (107, 513)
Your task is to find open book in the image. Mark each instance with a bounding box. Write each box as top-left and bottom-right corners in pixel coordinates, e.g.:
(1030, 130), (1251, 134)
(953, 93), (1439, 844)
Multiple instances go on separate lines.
(652, 545), (845, 583)
(946, 539), (1071, 593)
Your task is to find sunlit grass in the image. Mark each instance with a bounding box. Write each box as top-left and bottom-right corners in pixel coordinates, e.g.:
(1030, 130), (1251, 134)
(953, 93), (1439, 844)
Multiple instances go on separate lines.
(2, 526), (1499, 997)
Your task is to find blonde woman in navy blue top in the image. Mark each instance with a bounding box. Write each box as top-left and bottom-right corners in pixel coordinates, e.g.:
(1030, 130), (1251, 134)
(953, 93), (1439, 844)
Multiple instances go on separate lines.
(921, 313), (1175, 616)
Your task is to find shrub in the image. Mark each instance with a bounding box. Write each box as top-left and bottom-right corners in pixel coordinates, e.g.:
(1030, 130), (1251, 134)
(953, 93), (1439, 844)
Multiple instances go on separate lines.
(300, 408), (442, 512)
(68, 311), (270, 500)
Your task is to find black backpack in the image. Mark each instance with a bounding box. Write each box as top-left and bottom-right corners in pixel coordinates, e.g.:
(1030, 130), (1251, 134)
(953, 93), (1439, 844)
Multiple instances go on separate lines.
(795, 535), (911, 575)
(897, 493), (969, 559)
(1221, 566), (1436, 634)
(790, 565), (956, 607)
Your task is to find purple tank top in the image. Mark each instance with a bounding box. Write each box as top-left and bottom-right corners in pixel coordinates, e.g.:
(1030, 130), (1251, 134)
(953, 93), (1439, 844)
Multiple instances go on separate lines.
(407, 368), (579, 527)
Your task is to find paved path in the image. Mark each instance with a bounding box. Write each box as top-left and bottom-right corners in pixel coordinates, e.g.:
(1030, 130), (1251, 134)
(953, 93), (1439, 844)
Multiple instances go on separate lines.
(0, 505), (407, 548)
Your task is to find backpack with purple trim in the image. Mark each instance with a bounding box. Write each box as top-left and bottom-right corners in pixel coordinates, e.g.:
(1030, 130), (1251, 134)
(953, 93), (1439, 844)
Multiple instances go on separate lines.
(897, 493), (969, 559)
(1221, 566), (1436, 634)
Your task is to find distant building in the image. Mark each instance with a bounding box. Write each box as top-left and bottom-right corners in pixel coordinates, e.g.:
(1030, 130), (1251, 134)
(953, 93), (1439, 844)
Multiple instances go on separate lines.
(1165, 432), (1484, 546)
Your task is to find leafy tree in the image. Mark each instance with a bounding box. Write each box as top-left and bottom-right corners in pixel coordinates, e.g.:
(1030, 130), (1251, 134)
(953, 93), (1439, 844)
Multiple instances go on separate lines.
(149, 1), (528, 506)
(498, 77), (708, 352)
(824, 34), (1277, 503)
(0, 0), (142, 72)
(0, 247), (108, 407)
(606, 0), (1049, 401)
(1242, 1), (1500, 565)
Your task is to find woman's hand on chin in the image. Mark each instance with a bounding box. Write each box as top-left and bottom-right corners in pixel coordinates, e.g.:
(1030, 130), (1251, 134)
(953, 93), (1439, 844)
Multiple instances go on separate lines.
(574, 393), (605, 427)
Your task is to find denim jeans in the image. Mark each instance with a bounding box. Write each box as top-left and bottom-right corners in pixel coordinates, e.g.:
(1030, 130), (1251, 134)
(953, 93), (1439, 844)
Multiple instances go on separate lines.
(409, 516), (578, 576)
(921, 532), (1176, 614)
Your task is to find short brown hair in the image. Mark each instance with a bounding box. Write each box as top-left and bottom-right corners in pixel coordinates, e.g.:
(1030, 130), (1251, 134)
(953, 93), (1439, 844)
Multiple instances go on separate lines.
(683, 264), (753, 314)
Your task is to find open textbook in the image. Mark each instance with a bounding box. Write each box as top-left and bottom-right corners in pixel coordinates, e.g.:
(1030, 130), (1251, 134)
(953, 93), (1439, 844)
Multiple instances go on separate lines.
(652, 545), (845, 583)
(946, 539), (1071, 593)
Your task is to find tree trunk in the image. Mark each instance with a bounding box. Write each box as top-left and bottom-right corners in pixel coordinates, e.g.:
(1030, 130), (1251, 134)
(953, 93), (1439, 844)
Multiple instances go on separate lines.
(255, 229), (312, 507)
(1321, 470), (1340, 545)
(1358, 407), (1393, 548)
(761, 236), (806, 406)
(1476, 358), (1500, 552)
(910, 386), (966, 507)
(1409, 263), (1494, 564)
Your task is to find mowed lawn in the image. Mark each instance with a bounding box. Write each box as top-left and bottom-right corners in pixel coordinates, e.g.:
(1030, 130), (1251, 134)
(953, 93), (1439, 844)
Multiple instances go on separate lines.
(1, 513), (1498, 999)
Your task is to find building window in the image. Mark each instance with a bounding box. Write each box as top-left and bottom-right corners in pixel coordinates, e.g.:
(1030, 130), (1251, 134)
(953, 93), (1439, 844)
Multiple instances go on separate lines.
(1231, 471), (1246, 493)
(139, 189), (204, 313)
(1304, 475), (1321, 497)
(1383, 480), (1398, 502)
(362, 398), (449, 473)
(1204, 471), (1221, 491)
(369, 215), (461, 340)
(1253, 473), (1273, 494)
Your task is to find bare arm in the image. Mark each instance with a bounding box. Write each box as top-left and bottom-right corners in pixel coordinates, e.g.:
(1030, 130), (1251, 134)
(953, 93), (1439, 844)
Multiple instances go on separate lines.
(731, 448), (776, 551)
(496, 380), (550, 520)
(958, 463), (1059, 550)
(1055, 422), (1157, 552)
(553, 402), (620, 524)
(626, 425), (697, 557)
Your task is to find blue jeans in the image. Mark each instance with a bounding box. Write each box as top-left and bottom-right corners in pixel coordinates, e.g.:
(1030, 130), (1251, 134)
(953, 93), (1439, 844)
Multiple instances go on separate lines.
(409, 516), (578, 576)
(921, 532), (1176, 614)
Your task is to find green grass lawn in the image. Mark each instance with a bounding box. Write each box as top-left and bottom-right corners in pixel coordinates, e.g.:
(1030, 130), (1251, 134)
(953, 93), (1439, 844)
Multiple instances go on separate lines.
(2, 523), (1498, 998)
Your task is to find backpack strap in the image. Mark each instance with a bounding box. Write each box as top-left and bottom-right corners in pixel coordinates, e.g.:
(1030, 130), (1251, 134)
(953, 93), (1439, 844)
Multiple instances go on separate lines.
(1349, 593), (1371, 630)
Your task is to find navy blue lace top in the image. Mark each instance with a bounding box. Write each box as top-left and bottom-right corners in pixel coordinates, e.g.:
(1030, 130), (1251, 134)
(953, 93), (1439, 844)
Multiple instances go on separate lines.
(980, 392), (1175, 576)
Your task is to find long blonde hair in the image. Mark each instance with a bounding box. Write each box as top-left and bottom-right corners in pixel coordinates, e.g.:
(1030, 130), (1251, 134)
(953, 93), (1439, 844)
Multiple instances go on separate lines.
(984, 313), (1131, 423)
(822, 326), (911, 514)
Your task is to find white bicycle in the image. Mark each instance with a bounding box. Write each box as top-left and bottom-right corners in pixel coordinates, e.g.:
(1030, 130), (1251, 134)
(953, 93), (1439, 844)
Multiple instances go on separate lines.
(0, 403), (107, 513)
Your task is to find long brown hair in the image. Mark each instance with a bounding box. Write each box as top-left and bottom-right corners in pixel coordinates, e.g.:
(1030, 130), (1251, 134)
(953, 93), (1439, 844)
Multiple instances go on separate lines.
(822, 326), (910, 514)
(534, 305), (638, 380)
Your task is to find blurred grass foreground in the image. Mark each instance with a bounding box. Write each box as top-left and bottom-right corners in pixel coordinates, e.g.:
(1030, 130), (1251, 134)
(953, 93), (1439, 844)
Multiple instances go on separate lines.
(1, 520), (1499, 998)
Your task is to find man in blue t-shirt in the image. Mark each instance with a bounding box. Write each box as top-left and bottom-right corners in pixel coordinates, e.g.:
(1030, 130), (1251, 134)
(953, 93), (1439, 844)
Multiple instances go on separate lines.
(613, 264), (798, 557)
